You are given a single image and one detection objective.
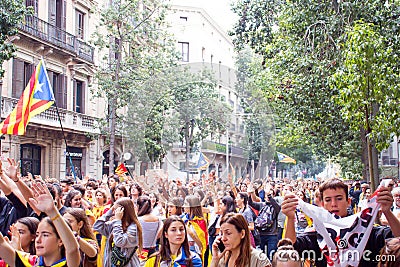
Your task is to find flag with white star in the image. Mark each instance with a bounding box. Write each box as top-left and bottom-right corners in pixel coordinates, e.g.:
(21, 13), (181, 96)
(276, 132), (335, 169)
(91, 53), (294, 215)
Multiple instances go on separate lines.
(0, 59), (55, 135)
(195, 152), (210, 170)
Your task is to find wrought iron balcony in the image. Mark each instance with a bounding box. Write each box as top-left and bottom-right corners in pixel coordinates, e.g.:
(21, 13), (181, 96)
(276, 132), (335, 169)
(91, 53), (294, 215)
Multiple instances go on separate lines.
(1, 97), (100, 134)
(18, 15), (94, 63)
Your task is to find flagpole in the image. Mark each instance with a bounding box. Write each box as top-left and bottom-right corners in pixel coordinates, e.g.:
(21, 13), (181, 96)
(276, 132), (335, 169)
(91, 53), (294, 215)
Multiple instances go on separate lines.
(41, 59), (77, 182)
(54, 103), (78, 182)
(125, 165), (134, 179)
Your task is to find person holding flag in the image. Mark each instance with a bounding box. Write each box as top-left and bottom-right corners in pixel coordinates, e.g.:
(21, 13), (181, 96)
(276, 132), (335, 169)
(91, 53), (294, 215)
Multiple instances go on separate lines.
(281, 178), (400, 267)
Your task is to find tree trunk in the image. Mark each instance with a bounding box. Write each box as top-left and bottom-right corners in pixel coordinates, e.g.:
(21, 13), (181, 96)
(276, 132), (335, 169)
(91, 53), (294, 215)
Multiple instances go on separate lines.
(360, 128), (369, 180)
(185, 121), (190, 182)
(108, 33), (121, 175)
(109, 97), (116, 175)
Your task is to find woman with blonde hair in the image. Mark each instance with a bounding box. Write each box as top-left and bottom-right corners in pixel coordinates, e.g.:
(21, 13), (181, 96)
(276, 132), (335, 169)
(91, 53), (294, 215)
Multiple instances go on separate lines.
(211, 213), (271, 267)
(93, 197), (143, 267)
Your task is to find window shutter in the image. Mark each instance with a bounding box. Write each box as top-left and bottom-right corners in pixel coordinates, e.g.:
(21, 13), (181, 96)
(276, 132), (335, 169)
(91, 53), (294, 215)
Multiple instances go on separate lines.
(57, 74), (63, 109)
(73, 79), (77, 111)
(48, 0), (56, 26)
(25, 63), (34, 85)
(63, 74), (68, 109)
(62, 0), (66, 30)
(81, 82), (85, 114)
(12, 59), (24, 98)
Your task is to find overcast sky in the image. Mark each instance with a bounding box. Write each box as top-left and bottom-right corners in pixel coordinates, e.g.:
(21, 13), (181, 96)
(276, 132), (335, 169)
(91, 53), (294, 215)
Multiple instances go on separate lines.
(171, 0), (238, 32)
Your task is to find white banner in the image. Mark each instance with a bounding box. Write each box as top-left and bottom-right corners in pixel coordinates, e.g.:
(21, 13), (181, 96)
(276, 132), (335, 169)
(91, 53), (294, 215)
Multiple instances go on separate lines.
(297, 180), (391, 267)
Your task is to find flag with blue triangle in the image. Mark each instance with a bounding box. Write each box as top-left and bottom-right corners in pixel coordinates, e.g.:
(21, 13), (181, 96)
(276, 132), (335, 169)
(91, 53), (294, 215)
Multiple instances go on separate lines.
(196, 152), (210, 170)
(277, 152), (296, 164)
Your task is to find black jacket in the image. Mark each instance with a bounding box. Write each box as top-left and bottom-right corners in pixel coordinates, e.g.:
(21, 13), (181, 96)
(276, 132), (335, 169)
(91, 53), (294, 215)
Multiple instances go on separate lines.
(0, 193), (28, 236)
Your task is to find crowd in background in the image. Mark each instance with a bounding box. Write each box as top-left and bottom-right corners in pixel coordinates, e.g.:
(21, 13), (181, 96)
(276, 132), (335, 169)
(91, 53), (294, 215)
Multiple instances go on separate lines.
(0, 157), (399, 267)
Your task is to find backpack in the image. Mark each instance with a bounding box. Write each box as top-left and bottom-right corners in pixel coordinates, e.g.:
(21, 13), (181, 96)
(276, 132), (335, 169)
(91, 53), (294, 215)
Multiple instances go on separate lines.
(208, 215), (220, 237)
(254, 205), (274, 231)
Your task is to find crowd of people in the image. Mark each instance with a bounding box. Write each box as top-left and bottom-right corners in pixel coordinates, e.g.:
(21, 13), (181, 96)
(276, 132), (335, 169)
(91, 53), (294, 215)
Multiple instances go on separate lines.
(0, 158), (398, 267)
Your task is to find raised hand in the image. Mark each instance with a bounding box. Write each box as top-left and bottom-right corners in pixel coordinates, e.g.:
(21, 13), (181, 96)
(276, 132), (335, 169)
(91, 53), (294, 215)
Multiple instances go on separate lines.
(211, 236), (227, 262)
(114, 206), (124, 220)
(8, 224), (22, 251)
(281, 194), (298, 219)
(28, 182), (57, 215)
(4, 158), (20, 181)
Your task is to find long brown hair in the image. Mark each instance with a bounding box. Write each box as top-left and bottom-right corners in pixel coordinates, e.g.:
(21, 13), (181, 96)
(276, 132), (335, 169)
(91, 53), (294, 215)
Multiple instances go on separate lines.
(378, 238), (400, 267)
(220, 213), (251, 267)
(114, 197), (143, 251)
(16, 217), (39, 254)
(64, 208), (95, 240)
(158, 216), (193, 267)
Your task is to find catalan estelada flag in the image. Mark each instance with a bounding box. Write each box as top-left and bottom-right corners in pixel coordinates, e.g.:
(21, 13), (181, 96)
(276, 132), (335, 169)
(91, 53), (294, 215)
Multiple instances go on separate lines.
(277, 151), (296, 164)
(115, 163), (128, 176)
(195, 152), (210, 170)
(188, 216), (208, 265)
(0, 59), (55, 135)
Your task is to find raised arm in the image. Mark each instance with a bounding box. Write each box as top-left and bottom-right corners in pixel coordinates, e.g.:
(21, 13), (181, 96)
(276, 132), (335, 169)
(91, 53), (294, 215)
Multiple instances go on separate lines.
(0, 232), (16, 267)
(29, 182), (80, 267)
(227, 174), (238, 198)
(0, 159), (26, 206)
(4, 159), (33, 203)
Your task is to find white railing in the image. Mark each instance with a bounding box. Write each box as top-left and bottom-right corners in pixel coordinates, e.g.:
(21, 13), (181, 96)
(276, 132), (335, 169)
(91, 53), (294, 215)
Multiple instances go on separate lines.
(1, 97), (100, 134)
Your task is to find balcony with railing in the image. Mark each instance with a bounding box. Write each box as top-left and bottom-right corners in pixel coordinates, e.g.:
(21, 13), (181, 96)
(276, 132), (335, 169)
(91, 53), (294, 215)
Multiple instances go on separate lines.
(1, 97), (100, 134)
(18, 15), (94, 63)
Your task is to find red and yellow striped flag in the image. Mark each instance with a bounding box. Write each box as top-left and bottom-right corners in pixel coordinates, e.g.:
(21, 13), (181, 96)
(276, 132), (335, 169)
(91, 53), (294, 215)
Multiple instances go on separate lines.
(0, 59), (55, 135)
(115, 163), (128, 176)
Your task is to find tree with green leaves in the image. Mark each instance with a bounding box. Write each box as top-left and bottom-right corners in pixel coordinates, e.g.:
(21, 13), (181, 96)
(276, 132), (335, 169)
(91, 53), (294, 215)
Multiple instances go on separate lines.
(0, 0), (28, 78)
(332, 21), (400, 189)
(167, 66), (231, 181)
(235, 48), (276, 178)
(92, 0), (178, 174)
(230, 0), (400, 180)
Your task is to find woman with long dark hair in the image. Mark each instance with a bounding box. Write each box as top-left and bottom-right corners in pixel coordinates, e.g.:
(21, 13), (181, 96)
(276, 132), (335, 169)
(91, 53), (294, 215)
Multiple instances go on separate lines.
(215, 196), (236, 236)
(9, 217), (40, 255)
(211, 213), (270, 267)
(166, 197), (183, 217)
(182, 195), (208, 264)
(136, 196), (162, 264)
(0, 182), (80, 267)
(64, 190), (95, 226)
(93, 197), (143, 267)
(144, 216), (202, 267)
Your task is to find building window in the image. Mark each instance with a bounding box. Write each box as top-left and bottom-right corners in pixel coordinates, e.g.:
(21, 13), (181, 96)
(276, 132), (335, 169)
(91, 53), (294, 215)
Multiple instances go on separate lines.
(12, 59), (33, 98)
(48, 70), (67, 109)
(102, 150), (119, 175)
(25, 0), (38, 15)
(76, 10), (84, 39)
(20, 144), (41, 176)
(66, 147), (83, 179)
(178, 42), (189, 62)
(73, 80), (85, 113)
